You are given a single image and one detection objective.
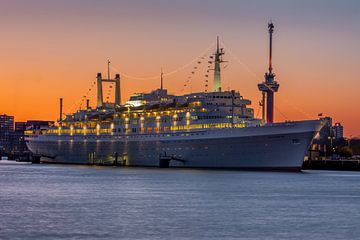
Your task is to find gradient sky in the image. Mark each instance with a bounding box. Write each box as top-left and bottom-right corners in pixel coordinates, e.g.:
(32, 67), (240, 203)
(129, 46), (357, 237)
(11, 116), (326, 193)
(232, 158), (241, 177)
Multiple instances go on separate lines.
(0, 0), (359, 136)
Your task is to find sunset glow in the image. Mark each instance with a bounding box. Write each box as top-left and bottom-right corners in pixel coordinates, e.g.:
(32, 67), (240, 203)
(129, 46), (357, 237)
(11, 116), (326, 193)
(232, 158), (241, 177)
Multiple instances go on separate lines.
(0, 0), (359, 136)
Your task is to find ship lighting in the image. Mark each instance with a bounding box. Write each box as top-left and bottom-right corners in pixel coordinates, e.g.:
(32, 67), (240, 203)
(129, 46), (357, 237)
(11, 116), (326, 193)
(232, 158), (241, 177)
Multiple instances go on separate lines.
(156, 116), (161, 130)
(186, 112), (191, 125)
(96, 124), (100, 135)
(70, 125), (74, 136)
(110, 123), (114, 135)
(140, 117), (145, 130)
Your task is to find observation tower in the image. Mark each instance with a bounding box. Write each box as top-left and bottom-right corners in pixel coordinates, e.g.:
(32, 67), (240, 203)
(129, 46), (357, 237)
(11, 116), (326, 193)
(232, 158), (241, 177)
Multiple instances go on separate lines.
(258, 22), (280, 123)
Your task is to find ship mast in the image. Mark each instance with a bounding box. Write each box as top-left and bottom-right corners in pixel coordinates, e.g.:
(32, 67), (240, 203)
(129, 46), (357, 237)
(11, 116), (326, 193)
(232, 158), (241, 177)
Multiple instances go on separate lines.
(213, 36), (225, 92)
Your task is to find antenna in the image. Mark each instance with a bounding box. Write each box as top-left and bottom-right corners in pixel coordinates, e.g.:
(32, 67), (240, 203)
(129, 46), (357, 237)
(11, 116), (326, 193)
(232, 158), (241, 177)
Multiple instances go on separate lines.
(107, 59), (111, 81)
(268, 22), (274, 74)
(160, 68), (164, 90)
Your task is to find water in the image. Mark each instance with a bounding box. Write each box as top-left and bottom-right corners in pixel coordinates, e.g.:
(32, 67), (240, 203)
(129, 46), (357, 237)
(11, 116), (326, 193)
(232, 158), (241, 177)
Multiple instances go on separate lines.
(1, 165), (360, 240)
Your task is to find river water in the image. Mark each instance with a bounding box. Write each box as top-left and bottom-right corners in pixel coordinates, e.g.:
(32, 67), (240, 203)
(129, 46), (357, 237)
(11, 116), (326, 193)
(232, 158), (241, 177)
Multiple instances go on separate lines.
(0, 164), (359, 239)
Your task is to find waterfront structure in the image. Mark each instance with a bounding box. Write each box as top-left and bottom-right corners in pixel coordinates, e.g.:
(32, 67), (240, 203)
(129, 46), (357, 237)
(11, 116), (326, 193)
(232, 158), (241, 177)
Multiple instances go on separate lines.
(333, 123), (344, 139)
(317, 117), (345, 141)
(15, 122), (26, 132)
(308, 117), (348, 159)
(0, 114), (14, 131)
(0, 114), (14, 152)
(258, 22), (280, 123)
(1, 118), (54, 156)
(12, 122), (27, 152)
(25, 24), (324, 171)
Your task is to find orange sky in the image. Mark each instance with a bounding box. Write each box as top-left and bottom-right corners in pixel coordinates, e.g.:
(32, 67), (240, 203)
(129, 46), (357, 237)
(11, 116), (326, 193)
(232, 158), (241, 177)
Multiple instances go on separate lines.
(0, 0), (359, 136)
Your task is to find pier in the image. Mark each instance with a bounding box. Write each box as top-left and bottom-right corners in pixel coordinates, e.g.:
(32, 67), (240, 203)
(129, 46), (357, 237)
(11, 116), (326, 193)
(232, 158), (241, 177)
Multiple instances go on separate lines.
(303, 159), (360, 171)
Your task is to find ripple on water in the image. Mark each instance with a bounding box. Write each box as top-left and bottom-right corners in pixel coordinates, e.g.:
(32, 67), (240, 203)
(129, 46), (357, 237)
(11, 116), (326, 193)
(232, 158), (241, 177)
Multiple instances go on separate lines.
(0, 165), (359, 240)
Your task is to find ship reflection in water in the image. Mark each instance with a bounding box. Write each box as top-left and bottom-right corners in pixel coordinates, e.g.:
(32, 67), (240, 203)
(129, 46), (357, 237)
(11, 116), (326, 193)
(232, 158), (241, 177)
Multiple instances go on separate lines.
(0, 164), (359, 239)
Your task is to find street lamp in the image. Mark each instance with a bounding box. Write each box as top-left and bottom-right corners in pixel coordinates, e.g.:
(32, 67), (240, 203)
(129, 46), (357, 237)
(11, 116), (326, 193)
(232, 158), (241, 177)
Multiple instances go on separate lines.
(328, 136), (335, 156)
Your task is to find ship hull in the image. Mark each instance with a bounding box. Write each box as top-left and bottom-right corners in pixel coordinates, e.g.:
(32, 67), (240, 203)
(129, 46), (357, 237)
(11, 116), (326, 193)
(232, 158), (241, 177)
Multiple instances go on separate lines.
(26, 120), (322, 171)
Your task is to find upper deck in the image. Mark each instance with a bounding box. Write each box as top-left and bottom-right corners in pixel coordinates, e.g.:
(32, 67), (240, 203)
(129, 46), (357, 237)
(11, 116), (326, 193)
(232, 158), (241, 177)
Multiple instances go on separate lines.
(25, 89), (260, 137)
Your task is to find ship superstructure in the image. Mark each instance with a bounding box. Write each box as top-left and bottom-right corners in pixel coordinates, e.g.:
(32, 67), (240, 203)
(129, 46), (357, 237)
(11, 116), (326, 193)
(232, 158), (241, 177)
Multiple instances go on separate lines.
(25, 24), (324, 170)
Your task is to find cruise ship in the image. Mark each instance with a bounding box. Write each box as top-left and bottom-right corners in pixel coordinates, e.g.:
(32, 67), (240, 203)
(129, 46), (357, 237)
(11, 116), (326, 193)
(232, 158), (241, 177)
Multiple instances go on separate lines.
(25, 23), (324, 171)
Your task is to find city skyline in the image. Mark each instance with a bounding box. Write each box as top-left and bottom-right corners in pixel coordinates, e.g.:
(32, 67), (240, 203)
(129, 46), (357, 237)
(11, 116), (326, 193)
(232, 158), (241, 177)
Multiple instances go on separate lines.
(0, 0), (359, 136)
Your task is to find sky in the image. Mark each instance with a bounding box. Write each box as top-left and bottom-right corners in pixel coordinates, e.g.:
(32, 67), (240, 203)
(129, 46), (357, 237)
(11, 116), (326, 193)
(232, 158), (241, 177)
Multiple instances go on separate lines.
(0, 0), (359, 136)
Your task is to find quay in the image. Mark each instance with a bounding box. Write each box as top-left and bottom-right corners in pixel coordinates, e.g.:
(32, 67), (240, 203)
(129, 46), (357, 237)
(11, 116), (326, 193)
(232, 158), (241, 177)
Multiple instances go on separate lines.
(303, 159), (360, 171)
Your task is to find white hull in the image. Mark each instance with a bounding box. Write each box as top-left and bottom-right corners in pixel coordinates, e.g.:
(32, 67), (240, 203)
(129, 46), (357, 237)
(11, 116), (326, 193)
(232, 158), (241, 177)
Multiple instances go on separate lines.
(26, 120), (322, 171)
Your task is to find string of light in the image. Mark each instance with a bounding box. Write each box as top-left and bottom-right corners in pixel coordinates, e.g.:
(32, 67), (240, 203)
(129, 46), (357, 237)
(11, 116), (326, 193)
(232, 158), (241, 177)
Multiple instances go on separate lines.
(65, 39), (315, 122)
(109, 41), (216, 81)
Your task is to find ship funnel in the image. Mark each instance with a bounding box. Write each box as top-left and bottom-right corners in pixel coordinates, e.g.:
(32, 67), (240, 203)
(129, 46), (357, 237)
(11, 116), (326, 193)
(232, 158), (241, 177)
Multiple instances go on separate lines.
(86, 99), (90, 110)
(96, 73), (103, 108)
(115, 74), (121, 106)
(59, 97), (63, 125)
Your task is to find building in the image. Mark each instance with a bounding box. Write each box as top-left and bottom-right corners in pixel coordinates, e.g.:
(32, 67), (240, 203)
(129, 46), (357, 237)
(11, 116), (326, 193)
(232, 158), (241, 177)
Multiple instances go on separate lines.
(350, 138), (360, 156)
(0, 114), (14, 131)
(12, 122), (28, 152)
(333, 123), (344, 139)
(308, 116), (347, 159)
(318, 116), (333, 139)
(0, 114), (14, 153)
(15, 122), (26, 131)
(0, 116), (55, 157)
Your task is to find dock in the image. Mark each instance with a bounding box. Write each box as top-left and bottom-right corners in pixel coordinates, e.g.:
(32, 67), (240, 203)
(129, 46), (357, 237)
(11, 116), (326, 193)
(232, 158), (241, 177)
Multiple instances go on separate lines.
(303, 159), (360, 171)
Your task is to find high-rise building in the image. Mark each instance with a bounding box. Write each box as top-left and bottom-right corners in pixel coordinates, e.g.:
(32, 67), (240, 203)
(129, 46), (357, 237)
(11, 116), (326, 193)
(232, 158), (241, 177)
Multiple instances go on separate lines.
(12, 122), (28, 152)
(333, 123), (344, 139)
(319, 116), (333, 139)
(0, 114), (14, 131)
(0, 114), (15, 152)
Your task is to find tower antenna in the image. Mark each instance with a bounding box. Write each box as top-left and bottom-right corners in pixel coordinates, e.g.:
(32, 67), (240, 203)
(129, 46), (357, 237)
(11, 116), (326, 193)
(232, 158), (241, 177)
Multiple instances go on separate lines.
(268, 22), (274, 74)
